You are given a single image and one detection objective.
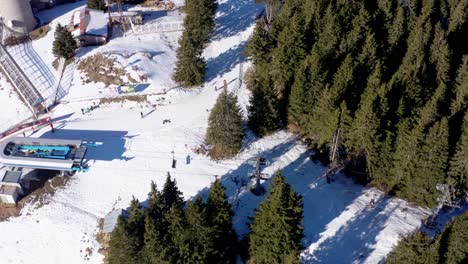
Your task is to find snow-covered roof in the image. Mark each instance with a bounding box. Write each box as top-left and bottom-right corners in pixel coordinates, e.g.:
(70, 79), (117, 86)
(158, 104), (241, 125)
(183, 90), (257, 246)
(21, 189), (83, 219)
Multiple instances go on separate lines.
(70, 8), (108, 38)
(86, 9), (108, 36)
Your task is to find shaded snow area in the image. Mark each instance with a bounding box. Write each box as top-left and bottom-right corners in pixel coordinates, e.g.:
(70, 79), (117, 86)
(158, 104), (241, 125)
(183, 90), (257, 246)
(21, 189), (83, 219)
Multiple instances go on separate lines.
(0, 0), (432, 263)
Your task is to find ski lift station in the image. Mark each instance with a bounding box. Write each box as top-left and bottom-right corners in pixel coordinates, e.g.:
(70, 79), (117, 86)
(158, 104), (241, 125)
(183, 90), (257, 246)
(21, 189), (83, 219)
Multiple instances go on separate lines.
(0, 137), (91, 204)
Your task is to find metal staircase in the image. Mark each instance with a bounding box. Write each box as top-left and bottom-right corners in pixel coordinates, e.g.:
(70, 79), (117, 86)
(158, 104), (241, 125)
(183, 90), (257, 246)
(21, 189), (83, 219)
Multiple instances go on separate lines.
(0, 18), (44, 118)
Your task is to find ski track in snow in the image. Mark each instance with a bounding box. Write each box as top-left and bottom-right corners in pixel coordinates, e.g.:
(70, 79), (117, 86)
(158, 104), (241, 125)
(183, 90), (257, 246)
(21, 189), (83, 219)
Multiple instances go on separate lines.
(0, 0), (432, 263)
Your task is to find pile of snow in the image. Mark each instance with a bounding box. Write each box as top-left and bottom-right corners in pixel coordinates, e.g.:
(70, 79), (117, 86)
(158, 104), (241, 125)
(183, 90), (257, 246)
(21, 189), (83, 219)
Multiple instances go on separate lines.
(0, 0), (432, 263)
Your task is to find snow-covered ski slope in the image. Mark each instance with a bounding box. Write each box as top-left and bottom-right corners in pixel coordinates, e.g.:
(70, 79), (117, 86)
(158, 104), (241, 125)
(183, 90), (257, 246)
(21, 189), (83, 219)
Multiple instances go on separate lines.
(0, 0), (431, 263)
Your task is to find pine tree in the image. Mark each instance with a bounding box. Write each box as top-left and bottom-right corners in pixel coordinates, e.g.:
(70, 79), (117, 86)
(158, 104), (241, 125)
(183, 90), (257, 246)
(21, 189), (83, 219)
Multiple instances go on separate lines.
(108, 216), (136, 264)
(125, 197), (145, 263)
(430, 23), (451, 85)
(142, 182), (165, 264)
(270, 11), (308, 113)
(163, 205), (188, 263)
(183, 196), (212, 263)
(439, 212), (468, 264)
(248, 171), (303, 263)
(174, 32), (206, 87)
(450, 56), (468, 116)
(206, 89), (245, 159)
(161, 173), (184, 214)
(288, 53), (326, 130)
(248, 82), (281, 137)
(52, 24), (78, 59)
(174, 0), (217, 86)
(245, 20), (273, 65)
(415, 117), (450, 207)
(447, 0), (467, 34)
(87, 0), (106, 11)
(206, 180), (237, 264)
(448, 111), (468, 196)
(346, 63), (383, 154)
(108, 197), (145, 264)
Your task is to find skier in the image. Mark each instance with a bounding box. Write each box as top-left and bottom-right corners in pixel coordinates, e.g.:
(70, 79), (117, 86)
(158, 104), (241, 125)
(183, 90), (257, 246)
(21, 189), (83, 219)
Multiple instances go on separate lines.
(81, 108), (84, 115)
(140, 112), (144, 119)
(186, 154), (191, 165)
(50, 123), (55, 133)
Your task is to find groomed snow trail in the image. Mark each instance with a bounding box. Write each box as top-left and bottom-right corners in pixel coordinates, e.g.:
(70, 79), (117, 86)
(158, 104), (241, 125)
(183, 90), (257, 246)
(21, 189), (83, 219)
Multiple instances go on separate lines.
(0, 0), (431, 263)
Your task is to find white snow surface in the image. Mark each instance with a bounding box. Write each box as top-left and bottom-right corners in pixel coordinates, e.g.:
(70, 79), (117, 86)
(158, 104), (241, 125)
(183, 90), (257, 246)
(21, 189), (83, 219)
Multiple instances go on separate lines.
(0, 0), (432, 263)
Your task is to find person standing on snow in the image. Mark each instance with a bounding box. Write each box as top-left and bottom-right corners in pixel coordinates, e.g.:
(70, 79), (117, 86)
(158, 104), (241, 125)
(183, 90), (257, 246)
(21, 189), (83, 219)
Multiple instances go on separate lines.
(140, 112), (144, 119)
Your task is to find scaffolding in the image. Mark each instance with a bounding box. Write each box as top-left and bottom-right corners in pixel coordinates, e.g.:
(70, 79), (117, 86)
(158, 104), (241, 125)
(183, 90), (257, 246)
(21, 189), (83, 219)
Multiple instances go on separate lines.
(0, 17), (44, 118)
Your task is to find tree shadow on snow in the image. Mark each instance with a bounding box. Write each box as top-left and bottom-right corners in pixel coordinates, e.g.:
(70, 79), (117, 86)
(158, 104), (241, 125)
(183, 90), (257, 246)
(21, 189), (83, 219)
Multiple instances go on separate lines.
(206, 42), (247, 82)
(35, 1), (87, 25)
(188, 133), (401, 263)
(300, 196), (397, 263)
(213, 0), (263, 41)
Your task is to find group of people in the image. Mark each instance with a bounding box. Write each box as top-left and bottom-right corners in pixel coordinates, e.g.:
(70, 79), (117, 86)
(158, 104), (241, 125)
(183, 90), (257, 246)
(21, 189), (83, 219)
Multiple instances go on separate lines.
(81, 102), (100, 115)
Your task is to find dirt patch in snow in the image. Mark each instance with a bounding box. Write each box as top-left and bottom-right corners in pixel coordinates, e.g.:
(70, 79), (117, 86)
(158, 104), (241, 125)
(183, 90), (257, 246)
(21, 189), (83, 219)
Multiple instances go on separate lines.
(99, 94), (148, 104)
(78, 53), (148, 86)
(0, 171), (72, 221)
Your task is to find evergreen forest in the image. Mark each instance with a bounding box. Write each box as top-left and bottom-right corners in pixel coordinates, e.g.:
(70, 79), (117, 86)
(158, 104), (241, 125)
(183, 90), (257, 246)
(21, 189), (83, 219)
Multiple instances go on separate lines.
(246, 0), (467, 207)
(107, 172), (304, 264)
(386, 211), (468, 263)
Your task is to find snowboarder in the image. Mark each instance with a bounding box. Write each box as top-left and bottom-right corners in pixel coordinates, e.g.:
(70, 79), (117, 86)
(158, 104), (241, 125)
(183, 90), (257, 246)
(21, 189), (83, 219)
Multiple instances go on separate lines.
(186, 154), (191, 165)
(50, 123), (55, 133)
(140, 112), (144, 119)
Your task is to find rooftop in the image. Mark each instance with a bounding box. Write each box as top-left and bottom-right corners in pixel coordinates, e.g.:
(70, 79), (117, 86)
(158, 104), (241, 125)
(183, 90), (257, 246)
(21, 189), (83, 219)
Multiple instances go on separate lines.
(71, 8), (108, 37)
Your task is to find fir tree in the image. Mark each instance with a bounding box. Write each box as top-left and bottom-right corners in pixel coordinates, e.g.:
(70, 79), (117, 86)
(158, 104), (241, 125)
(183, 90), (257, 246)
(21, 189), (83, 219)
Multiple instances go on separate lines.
(448, 111), (468, 196)
(142, 182), (165, 264)
(161, 173), (184, 214)
(248, 171), (303, 263)
(206, 180), (237, 263)
(108, 216), (136, 264)
(174, 32), (206, 87)
(206, 89), (244, 159)
(108, 197), (145, 264)
(415, 118), (450, 207)
(439, 212), (468, 263)
(183, 196), (212, 263)
(450, 56), (468, 116)
(270, 11), (308, 114)
(52, 24), (78, 59)
(163, 205), (188, 263)
(125, 197), (145, 263)
(245, 20), (273, 65)
(87, 0), (106, 11)
(430, 23), (451, 85)
(173, 0), (217, 86)
(248, 83), (281, 137)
